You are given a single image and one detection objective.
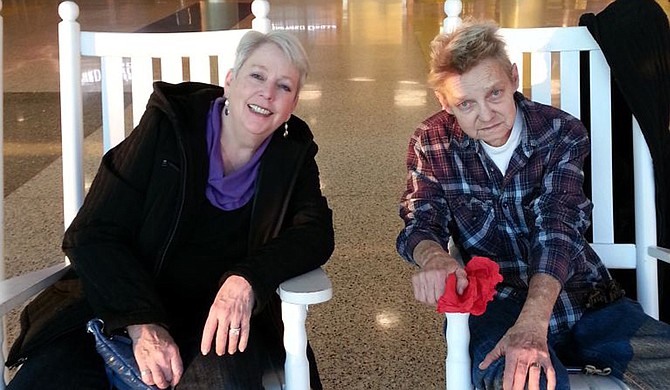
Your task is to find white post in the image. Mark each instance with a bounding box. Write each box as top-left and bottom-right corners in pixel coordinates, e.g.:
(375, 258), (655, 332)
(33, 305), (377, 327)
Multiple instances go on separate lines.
(282, 301), (310, 390)
(251, 0), (271, 33)
(442, 0), (463, 34)
(633, 118), (659, 319)
(58, 1), (85, 230)
(445, 313), (473, 390)
(0, 4), (6, 388)
(0, 0), (4, 282)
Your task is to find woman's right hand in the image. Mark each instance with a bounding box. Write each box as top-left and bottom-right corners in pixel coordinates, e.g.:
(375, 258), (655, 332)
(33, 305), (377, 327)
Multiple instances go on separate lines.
(127, 323), (183, 389)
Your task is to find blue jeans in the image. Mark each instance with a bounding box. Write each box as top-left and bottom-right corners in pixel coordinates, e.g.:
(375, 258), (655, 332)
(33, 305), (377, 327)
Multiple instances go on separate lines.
(460, 296), (670, 390)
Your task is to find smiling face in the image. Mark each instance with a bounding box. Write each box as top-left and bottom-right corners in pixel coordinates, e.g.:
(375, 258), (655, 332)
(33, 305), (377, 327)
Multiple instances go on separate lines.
(224, 42), (300, 141)
(436, 58), (519, 147)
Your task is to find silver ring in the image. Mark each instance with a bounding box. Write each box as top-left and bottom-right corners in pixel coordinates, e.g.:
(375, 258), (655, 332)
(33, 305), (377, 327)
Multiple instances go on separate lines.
(229, 327), (241, 335)
(529, 362), (541, 369)
(141, 369), (150, 376)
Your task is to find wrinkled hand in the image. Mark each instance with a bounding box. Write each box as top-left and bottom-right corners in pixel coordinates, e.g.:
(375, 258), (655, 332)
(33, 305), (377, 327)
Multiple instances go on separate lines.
(127, 323), (183, 389)
(412, 256), (468, 305)
(479, 321), (556, 390)
(200, 275), (255, 356)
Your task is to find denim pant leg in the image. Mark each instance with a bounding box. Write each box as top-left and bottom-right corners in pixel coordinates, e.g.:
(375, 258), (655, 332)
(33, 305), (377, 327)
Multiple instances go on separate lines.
(571, 298), (670, 390)
(467, 297), (570, 390)
(7, 327), (109, 390)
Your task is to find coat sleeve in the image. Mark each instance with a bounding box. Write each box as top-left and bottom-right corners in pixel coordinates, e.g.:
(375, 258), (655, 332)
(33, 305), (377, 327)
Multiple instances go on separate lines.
(62, 108), (174, 332)
(224, 141), (335, 311)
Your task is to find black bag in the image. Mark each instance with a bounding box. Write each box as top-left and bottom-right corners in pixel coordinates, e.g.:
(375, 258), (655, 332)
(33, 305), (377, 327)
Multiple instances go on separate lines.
(86, 318), (158, 390)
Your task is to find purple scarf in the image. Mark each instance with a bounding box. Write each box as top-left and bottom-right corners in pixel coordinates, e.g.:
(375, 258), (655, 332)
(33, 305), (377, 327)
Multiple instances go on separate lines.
(205, 98), (271, 211)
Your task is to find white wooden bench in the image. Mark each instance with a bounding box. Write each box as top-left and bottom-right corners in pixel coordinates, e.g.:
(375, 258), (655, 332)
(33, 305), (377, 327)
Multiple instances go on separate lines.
(443, 25), (670, 390)
(0, 2), (332, 389)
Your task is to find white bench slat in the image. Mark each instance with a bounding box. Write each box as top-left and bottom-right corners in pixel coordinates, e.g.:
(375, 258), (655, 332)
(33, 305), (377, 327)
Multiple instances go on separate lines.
(131, 56), (154, 128)
(591, 244), (636, 269)
(569, 374), (629, 390)
(218, 53), (236, 83)
(189, 55), (212, 84)
(559, 50), (580, 118)
(510, 50), (524, 94)
(500, 27), (601, 52)
(530, 51), (551, 105)
(101, 56), (126, 152)
(80, 30), (252, 57)
(589, 50), (615, 244)
(0, 264), (71, 317)
(160, 55), (183, 84)
(649, 246), (670, 264)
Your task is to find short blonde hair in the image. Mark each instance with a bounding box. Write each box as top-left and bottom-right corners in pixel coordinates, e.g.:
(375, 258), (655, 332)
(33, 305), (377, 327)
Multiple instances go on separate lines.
(428, 21), (513, 92)
(232, 30), (310, 92)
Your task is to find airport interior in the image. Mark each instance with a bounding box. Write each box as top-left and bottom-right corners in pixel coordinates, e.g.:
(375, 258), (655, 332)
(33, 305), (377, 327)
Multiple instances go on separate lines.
(2, 0), (670, 388)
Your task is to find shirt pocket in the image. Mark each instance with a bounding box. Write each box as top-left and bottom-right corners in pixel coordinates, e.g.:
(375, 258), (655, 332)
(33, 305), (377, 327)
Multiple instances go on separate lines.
(450, 195), (495, 247)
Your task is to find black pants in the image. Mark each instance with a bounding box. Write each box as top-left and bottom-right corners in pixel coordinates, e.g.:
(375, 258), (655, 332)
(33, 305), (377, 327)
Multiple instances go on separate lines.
(8, 326), (270, 390)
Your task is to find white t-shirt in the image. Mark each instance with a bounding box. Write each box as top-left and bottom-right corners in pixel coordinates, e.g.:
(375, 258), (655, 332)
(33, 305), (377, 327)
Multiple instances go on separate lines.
(480, 107), (523, 176)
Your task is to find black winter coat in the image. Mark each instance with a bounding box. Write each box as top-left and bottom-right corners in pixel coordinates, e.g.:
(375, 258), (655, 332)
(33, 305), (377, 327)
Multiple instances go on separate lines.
(580, 0), (670, 321)
(7, 82), (334, 370)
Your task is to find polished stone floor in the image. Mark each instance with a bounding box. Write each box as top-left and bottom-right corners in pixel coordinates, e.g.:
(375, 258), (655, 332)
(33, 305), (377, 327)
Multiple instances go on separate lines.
(2, 0), (669, 388)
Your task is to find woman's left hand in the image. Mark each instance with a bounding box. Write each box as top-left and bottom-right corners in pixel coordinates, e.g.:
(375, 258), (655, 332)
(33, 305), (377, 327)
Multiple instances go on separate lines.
(200, 275), (255, 356)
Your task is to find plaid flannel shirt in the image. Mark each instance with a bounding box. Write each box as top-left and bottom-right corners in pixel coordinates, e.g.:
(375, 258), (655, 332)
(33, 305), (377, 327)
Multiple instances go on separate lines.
(397, 93), (611, 333)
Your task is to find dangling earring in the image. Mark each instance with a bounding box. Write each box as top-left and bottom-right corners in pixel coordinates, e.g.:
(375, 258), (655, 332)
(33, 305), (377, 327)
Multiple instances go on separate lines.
(224, 99), (230, 116)
(283, 122), (289, 138)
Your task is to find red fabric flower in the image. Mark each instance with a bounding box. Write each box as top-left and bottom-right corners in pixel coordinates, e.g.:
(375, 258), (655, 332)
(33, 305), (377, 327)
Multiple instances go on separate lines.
(437, 256), (503, 316)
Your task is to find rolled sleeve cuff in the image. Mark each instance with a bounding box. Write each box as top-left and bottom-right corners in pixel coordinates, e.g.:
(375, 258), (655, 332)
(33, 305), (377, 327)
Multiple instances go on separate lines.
(529, 257), (570, 288)
(397, 230), (446, 266)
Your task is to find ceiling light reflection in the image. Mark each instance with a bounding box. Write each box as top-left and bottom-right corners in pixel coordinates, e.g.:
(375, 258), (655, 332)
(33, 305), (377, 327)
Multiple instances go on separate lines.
(299, 84), (323, 101)
(394, 82), (427, 107)
(375, 310), (400, 329)
(348, 77), (375, 82)
(299, 90), (322, 101)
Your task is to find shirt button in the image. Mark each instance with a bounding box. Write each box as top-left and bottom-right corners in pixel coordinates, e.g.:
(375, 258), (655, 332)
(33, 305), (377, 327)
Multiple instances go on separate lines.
(503, 202), (508, 208)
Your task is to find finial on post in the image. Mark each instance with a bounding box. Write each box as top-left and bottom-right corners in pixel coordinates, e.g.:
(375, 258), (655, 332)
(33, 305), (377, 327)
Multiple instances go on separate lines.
(251, 0), (271, 33)
(58, 1), (80, 22)
(442, 0), (463, 34)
